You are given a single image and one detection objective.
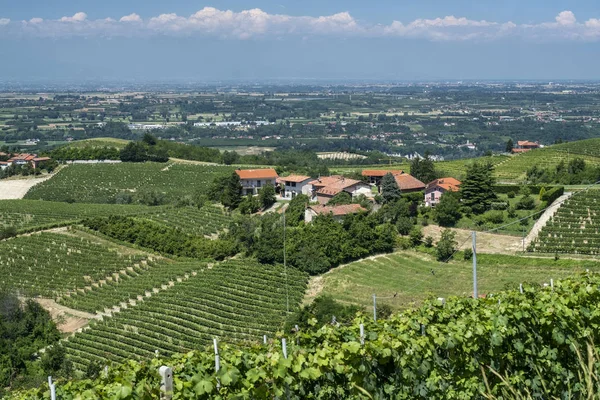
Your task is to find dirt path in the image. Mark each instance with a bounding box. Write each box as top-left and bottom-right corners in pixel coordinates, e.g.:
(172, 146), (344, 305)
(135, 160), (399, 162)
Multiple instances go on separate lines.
(34, 298), (98, 333)
(0, 175), (53, 199)
(422, 225), (523, 254)
(169, 158), (220, 166)
(524, 192), (573, 248)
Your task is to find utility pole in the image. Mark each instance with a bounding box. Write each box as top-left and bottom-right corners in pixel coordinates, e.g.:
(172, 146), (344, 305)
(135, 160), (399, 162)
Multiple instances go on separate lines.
(472, 231), (478, 299)
(283, 211), (289, 314)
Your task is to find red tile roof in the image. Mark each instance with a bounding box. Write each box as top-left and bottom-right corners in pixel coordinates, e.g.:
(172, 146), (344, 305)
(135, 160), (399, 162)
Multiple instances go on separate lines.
(281, 175), (311, 183)
(426, 177), (461, 192)
(394, 174), (425, 191)
(235, 168), (279, 180)
(361, 169), (404, 177)
(309, 203), (366, 217)
(517, 141), (539, 147)
(33, 157), (51, 162)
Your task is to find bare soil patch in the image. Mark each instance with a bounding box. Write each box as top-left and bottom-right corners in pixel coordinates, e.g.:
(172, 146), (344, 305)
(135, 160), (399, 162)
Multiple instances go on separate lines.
(422, 225), (523, 254)
(34, 298), (97, 334)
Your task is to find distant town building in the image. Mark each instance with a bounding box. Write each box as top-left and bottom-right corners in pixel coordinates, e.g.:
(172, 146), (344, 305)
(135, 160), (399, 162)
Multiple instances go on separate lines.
(235, 168), (279, 196)
(425, 177), (462, 207)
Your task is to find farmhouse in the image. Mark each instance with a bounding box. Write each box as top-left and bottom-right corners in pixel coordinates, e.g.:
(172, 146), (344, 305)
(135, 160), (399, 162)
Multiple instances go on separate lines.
(512, 141), (541, 153)
(3, 153), (52, 169)
(361, 169), (403, 186)
(425, 177), (461, 207)
(394, 174), (426, 193)
(279, 175), (312, 199)
(304, 203), (366, 223)
(309, 175), (372, 205)
(235, 168), (279, 196)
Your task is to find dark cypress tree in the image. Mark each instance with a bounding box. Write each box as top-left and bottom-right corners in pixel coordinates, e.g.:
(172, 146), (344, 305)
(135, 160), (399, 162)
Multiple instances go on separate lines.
(460, 162), (497, 214)
(381, 172), (402, 204)
(221, 172), (243, 209)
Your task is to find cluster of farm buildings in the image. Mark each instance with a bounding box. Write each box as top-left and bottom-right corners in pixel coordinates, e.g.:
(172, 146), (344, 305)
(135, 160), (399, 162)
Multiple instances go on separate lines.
(234, 168), (461, 222)
(0, 153), (51, 170)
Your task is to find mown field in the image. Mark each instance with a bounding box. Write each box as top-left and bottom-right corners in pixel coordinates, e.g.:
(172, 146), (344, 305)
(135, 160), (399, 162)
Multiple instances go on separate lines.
(315, 250), (600, 310)
(24, 162), (235, 204)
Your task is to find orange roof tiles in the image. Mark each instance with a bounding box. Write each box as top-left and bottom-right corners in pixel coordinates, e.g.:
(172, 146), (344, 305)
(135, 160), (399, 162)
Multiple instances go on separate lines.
(426, 177), (461, 192)
(309, 204), (366, 217)
(394, 174), (425, 191)
(517, 141), (539, 147)
(361, 169), (403, 177)
(235, 168), (279, 180)
(281, 175), (311, 183)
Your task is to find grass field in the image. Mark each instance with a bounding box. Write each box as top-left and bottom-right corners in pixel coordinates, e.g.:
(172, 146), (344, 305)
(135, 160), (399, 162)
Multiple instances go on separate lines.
(314, 250), (600, 310)
(67, 137), (130, 149)
(24, 162), (235, 204)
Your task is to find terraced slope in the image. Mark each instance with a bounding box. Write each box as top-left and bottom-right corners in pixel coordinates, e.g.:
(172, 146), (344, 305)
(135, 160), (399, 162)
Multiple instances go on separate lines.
(0, 200), (155, 232)
(24, 162), (234, 204)
(63, 259), (307, 370)
(142, 205), (232, 236)
(0, 232), (146, 297)
(531, 189), (600, 254)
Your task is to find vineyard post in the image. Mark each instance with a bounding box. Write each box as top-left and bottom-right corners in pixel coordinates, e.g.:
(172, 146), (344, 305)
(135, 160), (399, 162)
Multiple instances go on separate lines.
(263, 334), (267, 344)
(550, 278), (554, 291)
(519, 283), (523, 294)
(213, 338), (221, 390)
(282, 338), (290, 400)
(159, 366), (173, 400)
(360, 323), (365, 346)
(48, 376), (56, 400)
(472, 231), (478, 299)
(372, 294), (377, 322)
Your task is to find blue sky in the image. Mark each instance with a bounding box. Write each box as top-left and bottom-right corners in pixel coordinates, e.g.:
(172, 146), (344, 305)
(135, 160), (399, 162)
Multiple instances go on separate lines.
(0, 0), (599, 82)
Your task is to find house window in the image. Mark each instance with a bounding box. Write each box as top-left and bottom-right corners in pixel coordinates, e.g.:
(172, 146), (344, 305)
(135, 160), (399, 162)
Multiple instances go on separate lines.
(430, 193), (435, 201)
(291, 182), (296, 187)
(256, 180), (262, 187)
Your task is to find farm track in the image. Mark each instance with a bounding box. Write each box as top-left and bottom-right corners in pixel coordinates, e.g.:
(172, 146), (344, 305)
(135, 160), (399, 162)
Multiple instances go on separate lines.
(0, 175), (54, 199)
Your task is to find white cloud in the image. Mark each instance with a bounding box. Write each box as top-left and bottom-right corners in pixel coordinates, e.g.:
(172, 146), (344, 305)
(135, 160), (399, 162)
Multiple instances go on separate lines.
(60, 12), (87, 22)
(120, 13), (142, 23)
(0, 18), (9, 26)
(5, 8), (600, 42)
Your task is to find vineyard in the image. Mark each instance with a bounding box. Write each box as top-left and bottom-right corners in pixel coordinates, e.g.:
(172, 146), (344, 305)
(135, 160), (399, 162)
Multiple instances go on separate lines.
(11, 272), (600, 399)
(0, 200), (155, 232)
(141, 205), (232, 236)
(0, 232), (145, 297)
(62, 259), (307, 370)
(531, 189), (600, 254)
(24, 163), (234, 204)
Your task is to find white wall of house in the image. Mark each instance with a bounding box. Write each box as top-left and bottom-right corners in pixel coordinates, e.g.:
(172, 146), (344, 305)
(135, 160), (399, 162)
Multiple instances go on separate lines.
(282, 179), (312, 199)
(240, 178), (277, 195)
(425, 188), (445, 207)
(348, 184), (373, 198)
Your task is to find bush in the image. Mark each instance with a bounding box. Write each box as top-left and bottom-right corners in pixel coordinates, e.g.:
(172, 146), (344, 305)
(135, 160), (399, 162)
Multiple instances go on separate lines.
(433, 192), (463, 227)
(516, 195), (536, 210)
(463, 248), (473, 260)
(540, 186), (565, 205)
(507, 206), (517, 218)
(424, 236), (434, 247)
(507, 191), (516, 199)
(396, 216), (413, 235)
(436, 229), (457, 262)
(396, 236), (412, 250)
(490, 201), (509, 210)
(409, 226), (423, 247)
(484, 210), (505, 224)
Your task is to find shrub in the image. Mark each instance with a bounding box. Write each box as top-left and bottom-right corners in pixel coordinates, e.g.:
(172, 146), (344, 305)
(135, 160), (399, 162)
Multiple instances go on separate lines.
(507, 191), (516, 199)
(436, 229), (457, 262)
(490, 201), (509, 210)
(396, 216), (413, 235)
(463, 248), (473, 260)
(409, 226), (423, 247)
(424, 236), (434, 248)
(540, 186), (565, 205)
(484, 210), (505, 224)
(516, 195), (536, 210)
(507, 206), (517, 218)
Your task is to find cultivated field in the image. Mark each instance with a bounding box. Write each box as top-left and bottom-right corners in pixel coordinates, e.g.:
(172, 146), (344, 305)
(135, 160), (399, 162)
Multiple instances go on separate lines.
(63, 258), (307, 370)
(532, 189), (600, 254)
(311, 251), (600, 310)
(24, 163), (234, 204)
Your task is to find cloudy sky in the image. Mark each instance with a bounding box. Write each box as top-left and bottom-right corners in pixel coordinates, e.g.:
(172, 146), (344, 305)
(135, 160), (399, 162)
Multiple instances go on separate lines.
(1, 0), (599, 82)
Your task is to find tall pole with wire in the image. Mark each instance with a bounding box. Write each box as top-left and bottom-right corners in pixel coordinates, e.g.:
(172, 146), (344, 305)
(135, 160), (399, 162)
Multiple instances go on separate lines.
(283, 210), (289, 314)
(472, 231), (478, 299)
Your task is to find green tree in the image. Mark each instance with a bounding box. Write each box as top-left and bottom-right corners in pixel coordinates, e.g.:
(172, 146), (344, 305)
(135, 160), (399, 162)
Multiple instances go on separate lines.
(505, 138), (514, 153)
(285, 194), (309, 227)
(142, 133), (157, 146)
(258, 183), (276, 210)
(460, 162), (497, 214)
(410, 155), (437, 184)
(221, 172), (243, 209)
(433, 192), (463, 227)
(238, 195), (261, 215)
(436, 229), (457, 262)
(381, 172), (402, 204)
(327, 191), (352, 206)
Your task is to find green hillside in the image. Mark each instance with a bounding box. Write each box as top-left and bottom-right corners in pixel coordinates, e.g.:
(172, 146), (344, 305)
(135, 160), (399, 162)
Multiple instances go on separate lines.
(315, 251), (600, 309)
(67, 137), (130, 149)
